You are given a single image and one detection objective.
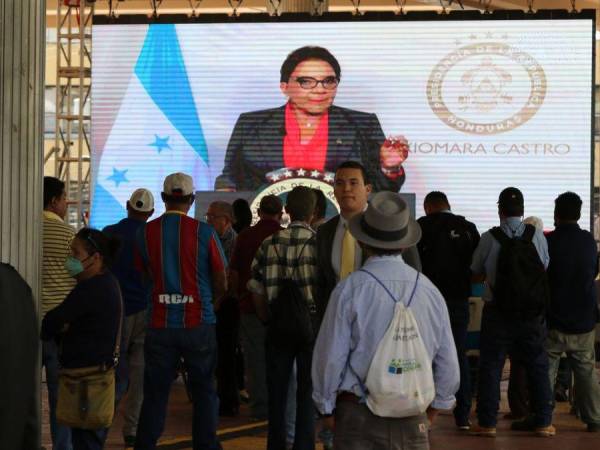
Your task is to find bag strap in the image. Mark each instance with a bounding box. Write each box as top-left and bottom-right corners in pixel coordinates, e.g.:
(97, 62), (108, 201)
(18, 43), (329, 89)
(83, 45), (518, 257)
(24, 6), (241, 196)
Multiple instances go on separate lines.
(358, 269), (420, 308)
(272, 232), (315, 282)
(489, 226), (510, 246)
(521, 224), (536, 242)
(112, 280), (124, 368)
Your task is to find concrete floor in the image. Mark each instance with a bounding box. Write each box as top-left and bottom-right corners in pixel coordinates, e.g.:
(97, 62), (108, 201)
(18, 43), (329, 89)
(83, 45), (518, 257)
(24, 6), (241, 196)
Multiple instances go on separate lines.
(42, 375), (600, 450)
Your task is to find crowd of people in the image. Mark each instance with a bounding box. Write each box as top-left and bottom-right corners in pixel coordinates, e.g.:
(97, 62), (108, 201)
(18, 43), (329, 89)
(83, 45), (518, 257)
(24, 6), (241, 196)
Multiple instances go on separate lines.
(40, 161), (600, 450)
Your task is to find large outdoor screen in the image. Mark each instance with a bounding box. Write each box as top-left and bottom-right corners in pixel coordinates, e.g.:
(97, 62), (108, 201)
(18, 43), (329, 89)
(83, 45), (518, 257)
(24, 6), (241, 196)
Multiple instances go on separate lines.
(91, 15), (594, 231)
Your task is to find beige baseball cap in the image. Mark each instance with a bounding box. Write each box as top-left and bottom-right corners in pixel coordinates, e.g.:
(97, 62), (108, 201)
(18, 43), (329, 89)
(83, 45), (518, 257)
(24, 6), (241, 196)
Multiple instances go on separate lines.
(163, 172), (194, 196)
(128, 188), (154, 212)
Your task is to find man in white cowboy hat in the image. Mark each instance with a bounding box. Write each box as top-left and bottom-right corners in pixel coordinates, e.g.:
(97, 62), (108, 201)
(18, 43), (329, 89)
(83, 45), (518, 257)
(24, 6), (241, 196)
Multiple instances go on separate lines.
(312, 191), (459, 450)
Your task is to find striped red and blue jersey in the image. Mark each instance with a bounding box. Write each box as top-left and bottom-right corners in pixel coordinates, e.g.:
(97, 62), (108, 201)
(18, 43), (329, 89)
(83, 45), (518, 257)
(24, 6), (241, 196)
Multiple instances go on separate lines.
(135, 211), (227, 329)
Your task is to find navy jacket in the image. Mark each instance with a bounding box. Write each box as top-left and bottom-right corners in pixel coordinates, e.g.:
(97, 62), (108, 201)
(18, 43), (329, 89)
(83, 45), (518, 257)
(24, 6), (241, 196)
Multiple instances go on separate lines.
(546, 223), (599, 334)
(215, 105), (405, 192)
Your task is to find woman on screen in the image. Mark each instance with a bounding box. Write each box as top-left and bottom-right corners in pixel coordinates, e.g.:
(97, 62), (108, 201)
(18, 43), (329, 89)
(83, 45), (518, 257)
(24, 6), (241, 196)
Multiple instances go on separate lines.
(215, 46), (408, 192)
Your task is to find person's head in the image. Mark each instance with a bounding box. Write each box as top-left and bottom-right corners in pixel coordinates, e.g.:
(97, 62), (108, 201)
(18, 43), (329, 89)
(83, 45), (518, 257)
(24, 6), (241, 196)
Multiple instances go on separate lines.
(554, 191), (582, 224)
(497, 187), (524, 218)
(206, 201), (234, 236)
(423, 191), (450, 215)
(257, 195), (283, 221)
(285, 186), (316, 223)
(334, 161), (372, 218)
(312, 188), (327, 223)
(348, 191), (421, 257)
(280, 46), (341, 116)
(161, 172), (195, 213)
(232, 198), (252, 231)
(66, 228), (120, 281)
(126, 188), (154, 221)
(523, 216), (544, 231)
(44, 176), (68, 219)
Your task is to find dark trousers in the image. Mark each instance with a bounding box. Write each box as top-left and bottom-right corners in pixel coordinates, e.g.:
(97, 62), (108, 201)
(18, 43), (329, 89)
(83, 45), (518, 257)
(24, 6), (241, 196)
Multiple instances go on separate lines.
(507, 357), (530, 418)
(216, 297), (240, 414)
(447, 301), (471, 424)
(135, 325), (220, 450)
(476, 304), (553, 428)
(265, 334), (315, 450)
(71, 428), (108, 450)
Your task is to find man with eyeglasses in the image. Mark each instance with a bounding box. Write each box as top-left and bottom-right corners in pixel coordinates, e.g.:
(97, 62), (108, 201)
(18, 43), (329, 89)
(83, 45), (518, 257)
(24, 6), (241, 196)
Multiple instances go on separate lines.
(215, 46), (408, 193)
(205, 201), (241, 417)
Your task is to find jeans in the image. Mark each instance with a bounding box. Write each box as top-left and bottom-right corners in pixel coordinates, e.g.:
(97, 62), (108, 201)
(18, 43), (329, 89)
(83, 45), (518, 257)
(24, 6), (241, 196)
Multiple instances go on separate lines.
(476, 304), (553, 428)
(239, 313), (268, 418)
(447, 301), (471, 424)
(334, 401), (429, 450)
(115, 311), (146, 437)
(546, 329), (600, 425)
(507, 357), (530, 418)
(135, 325), (220, 450)
(266, 334), (315, 450)
(71, 428), (108, 450)
(42, 340), (72, 450)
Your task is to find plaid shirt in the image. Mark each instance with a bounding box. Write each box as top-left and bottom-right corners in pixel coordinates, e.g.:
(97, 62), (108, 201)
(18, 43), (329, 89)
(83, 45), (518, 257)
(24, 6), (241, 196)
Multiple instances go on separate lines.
(248, 222), (318, 311)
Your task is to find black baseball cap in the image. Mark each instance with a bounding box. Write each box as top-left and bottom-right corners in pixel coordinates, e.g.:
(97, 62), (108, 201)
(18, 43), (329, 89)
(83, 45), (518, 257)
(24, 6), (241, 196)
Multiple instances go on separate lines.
(498, 187), (524, 208)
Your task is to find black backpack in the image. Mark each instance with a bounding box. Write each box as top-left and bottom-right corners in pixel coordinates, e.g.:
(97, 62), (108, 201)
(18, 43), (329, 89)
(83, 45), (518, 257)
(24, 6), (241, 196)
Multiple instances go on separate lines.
(268, 238), (314, 345)
(419, 215), (476, 301)
(489, 224), (549, 319)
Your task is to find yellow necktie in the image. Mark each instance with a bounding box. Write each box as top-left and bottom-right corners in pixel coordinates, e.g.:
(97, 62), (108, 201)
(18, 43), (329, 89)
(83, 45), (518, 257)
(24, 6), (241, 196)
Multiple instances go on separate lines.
(340, 225), (356, 280)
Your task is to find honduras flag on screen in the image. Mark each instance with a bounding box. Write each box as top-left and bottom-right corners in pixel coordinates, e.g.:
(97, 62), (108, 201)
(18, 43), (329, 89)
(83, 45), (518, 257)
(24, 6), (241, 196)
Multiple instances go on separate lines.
(91, 24), (210, 228)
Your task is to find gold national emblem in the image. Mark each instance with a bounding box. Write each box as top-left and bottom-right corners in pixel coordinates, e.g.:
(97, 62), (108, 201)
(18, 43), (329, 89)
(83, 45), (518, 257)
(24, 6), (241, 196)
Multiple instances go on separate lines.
(427, 41), (547, 135)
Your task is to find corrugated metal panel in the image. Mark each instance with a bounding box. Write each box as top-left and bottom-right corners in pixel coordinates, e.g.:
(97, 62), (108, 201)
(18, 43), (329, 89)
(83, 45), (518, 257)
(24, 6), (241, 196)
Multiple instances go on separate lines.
(0, 1), (45, 447)
(0, 0), (45, 305)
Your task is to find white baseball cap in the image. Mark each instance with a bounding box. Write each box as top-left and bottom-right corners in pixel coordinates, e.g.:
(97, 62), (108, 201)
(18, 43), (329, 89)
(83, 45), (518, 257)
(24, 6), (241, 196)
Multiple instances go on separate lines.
(128, 188), (154, 212)
(163, 172), (194, 196)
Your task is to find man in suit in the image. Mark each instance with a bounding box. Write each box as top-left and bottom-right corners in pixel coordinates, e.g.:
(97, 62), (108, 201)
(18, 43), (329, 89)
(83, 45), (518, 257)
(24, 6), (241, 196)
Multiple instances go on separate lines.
(215, 46), (408, 192)
(315, 161), (420, 321)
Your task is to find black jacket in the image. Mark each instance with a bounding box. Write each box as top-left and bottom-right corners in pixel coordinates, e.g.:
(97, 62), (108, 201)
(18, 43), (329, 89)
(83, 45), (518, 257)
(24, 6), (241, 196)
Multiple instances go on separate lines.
(215, 105), (405, 192)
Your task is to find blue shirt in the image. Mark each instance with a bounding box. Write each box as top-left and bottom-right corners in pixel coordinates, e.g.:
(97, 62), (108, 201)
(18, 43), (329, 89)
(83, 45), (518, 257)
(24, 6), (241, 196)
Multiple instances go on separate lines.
(470, 217), (549, 303)
(103, 218), (149, 316)
(312, 255), (459, 414)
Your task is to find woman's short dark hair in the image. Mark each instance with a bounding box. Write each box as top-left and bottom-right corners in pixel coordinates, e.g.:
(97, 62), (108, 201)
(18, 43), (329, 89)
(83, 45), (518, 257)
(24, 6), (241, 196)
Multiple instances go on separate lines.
(555, 191), (582, 221)
(76, 228), (121, 268)
(280, 46), (341, 83)
(44, 176), (65, 208)
(312, 189), (327, 220)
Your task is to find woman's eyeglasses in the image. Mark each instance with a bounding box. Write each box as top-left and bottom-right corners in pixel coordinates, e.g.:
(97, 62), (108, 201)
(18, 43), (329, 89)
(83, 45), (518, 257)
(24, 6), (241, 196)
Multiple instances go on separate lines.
(294, 76), (339, 90)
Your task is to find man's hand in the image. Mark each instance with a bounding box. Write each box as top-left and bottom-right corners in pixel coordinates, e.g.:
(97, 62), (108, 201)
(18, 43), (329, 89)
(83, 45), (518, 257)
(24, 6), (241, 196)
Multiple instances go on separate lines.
(379, 135), (409, 169)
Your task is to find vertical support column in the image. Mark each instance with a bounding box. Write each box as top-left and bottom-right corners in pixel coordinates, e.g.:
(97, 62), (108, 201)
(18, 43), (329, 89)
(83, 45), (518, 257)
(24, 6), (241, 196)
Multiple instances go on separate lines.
(55, 0), (93, 228)
(0, 0), (45, 447)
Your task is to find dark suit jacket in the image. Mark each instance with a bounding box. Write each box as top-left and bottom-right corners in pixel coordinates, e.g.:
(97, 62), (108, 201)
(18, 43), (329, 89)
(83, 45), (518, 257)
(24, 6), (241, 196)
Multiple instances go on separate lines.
(315, 215), (421, 321)
(215, 105), (405, 192)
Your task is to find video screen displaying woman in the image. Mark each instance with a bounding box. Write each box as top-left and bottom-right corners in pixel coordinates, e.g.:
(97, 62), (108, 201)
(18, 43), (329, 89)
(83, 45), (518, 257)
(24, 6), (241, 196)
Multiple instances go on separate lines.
(215, 46), (409, 192)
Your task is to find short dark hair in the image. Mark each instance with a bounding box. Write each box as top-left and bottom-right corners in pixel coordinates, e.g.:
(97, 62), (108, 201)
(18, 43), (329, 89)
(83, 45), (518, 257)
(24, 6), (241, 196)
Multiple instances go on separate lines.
(76, 228), (120, 268)
(259, 195), (283, 216)
(497, 187), (524, 217)
(312, 189), (327, 220)
(44, 176), (65, 208)
(209, 201), (234, 221)
(555, 191), (582, 221)
(285, 187), (316, 222)
(335, 160), (369, 185)
(424, 191), (449, 207)
(280, 46), (341, 83)
(232, 199), (252, 228)
(161, 193), (194, 205)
